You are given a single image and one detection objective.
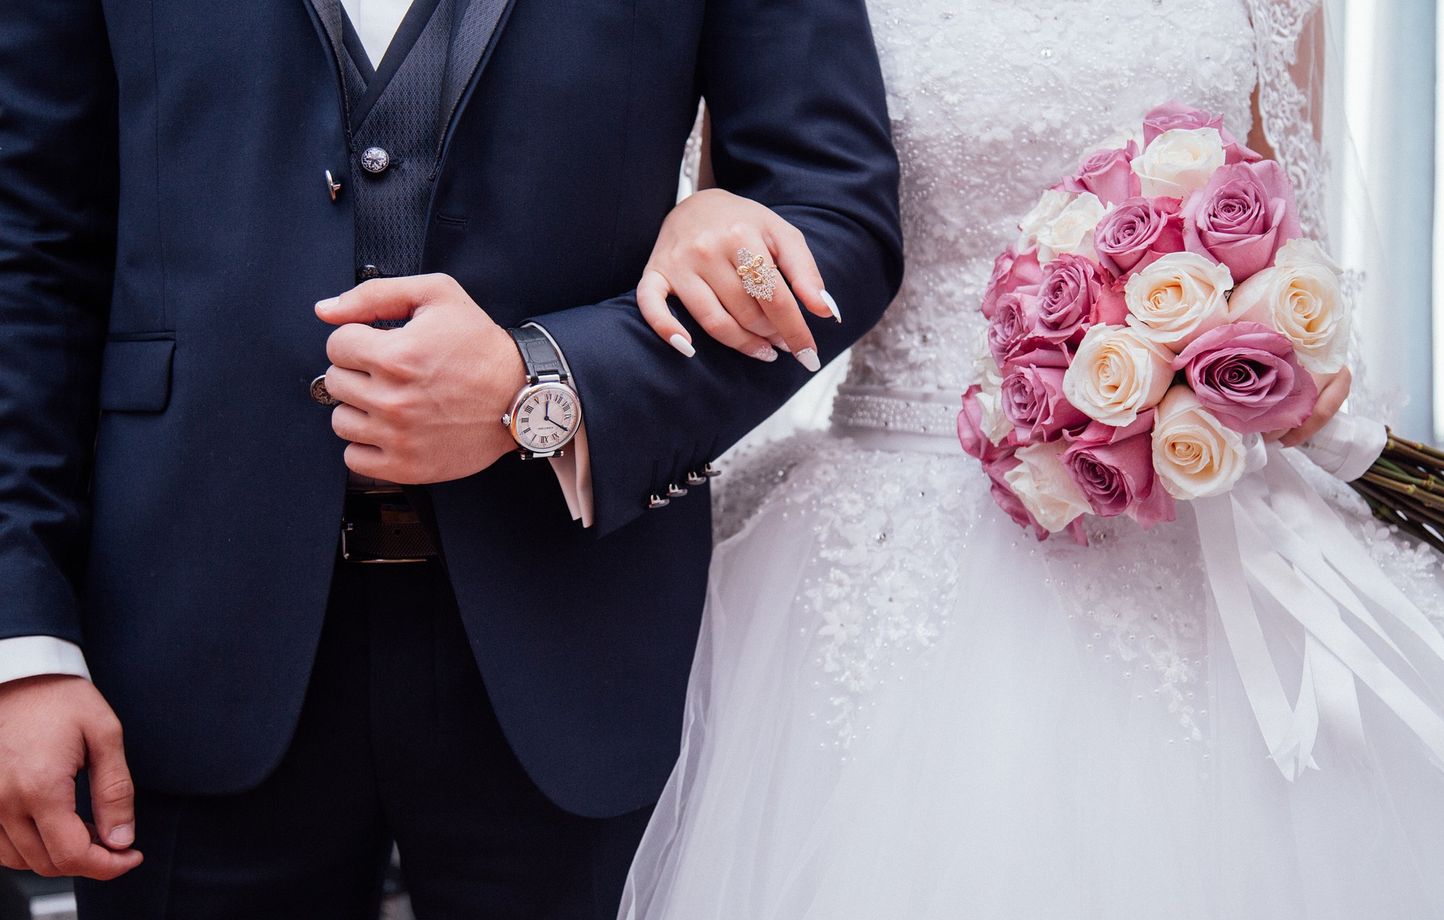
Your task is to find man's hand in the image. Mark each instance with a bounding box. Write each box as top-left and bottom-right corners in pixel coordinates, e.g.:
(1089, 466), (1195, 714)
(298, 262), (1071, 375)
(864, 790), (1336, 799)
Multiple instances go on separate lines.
(316, 274), (526, 483)
(0, 675), (142, 880)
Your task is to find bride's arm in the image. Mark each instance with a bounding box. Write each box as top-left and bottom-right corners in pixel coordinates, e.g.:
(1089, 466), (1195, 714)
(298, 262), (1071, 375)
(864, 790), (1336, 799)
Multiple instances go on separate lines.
(1245, 5), (1350, 447)
(640, 107), (839, 369)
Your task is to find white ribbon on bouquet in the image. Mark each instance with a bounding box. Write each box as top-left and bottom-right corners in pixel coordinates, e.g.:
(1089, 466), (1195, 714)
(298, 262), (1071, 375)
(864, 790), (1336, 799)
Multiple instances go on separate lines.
(1193, 413), (1444, 781)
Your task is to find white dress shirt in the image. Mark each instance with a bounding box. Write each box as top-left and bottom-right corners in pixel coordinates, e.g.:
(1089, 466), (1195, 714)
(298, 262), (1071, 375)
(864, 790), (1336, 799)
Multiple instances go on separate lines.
(0, 0), (595, 690)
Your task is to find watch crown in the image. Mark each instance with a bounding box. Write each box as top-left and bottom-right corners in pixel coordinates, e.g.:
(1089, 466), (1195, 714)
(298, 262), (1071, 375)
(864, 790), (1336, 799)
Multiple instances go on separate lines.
(501, 413), (512, 426)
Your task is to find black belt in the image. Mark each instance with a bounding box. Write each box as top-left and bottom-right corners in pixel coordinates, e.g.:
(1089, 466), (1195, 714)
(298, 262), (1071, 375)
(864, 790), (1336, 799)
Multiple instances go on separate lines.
(341, 489), (441, 564)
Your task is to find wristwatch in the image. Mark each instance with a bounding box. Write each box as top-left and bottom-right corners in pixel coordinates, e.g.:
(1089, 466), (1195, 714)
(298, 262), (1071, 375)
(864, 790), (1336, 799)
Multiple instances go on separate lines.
(502, 323), (582, 460)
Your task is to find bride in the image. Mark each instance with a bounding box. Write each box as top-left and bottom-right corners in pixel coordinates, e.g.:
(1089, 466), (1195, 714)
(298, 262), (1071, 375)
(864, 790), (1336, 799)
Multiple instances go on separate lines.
(617, 0), (1444, 917)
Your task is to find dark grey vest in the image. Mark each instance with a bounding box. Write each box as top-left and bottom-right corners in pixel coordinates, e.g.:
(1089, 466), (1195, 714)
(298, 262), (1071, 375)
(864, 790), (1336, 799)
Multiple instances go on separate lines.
(309, 0), (509, 287)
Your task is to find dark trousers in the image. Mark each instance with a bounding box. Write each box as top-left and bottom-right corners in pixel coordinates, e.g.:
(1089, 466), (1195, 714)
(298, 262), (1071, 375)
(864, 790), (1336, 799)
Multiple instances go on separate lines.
(75, 561), (652, 920)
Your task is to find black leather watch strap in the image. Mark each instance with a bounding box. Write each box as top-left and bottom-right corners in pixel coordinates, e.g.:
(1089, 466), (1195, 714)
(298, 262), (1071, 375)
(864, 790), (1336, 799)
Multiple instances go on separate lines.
(507, 324), (568, 384)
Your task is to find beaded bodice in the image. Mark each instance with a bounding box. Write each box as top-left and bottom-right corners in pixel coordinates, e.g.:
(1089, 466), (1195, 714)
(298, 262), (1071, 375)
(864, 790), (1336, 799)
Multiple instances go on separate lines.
(834, 0), (1257, 429)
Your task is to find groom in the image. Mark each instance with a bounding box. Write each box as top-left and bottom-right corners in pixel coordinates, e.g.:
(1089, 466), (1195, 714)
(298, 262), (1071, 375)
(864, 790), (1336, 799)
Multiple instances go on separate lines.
(0, 0), (900, 917)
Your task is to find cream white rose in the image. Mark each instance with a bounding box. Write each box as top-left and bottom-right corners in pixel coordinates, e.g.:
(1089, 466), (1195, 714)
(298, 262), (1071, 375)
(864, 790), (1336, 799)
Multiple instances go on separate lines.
(1124, 251), (1235, 350)
(1131, 127), (1226, 199)
(1063, 324), (1175, 427)
(1035, 192), (1105, 263)
(1003, 442), (1092, 533)
(1017, 188), (1074, 252)
(1229, 238), (1350, 374)
(973, 362), (1014, 446)
(1151, 385), (1248, 500)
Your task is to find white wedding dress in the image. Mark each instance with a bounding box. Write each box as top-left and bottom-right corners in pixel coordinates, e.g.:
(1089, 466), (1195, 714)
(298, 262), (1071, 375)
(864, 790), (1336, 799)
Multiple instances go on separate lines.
(623, 1), (1444, 918)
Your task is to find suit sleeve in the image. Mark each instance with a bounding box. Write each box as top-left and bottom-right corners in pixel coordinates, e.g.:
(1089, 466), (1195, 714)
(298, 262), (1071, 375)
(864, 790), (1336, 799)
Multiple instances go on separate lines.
(0, 0), (118, 643)
(533, 0), (902, 538)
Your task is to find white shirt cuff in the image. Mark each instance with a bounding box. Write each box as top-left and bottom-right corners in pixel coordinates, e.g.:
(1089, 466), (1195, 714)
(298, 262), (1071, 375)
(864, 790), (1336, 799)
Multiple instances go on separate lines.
(548, 422), (595, 528)
(0, 636), (91, 685)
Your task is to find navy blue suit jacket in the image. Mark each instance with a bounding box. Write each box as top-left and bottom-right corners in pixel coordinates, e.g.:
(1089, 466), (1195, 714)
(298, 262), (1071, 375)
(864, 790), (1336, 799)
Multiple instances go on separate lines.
(0, 0), (901, 817)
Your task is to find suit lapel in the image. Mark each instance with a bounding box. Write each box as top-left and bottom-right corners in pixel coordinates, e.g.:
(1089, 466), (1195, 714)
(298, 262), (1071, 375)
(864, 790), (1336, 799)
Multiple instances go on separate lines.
(303, 0), (369, 124)
(303, 0), (346, 63)
(437, 0), (518, 153)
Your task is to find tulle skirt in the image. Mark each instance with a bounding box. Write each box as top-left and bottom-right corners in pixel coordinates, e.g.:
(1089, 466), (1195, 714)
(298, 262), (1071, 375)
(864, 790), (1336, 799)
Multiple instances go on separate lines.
(621, 430), (1444, 920)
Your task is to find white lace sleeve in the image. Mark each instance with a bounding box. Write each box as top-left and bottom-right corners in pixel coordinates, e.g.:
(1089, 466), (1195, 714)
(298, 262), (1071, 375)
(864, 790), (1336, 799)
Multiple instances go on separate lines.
(678, 102), (709, 200)
(1246, 0), (1330, 243)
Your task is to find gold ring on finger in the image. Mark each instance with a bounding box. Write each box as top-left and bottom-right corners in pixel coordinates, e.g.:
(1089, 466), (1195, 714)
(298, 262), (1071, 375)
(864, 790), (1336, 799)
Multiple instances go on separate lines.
(735, 248), (779, 302)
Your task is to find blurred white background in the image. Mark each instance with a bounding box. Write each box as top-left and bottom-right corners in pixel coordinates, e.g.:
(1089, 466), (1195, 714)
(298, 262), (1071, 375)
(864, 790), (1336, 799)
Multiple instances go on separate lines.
(1335, 0), (1436, 440)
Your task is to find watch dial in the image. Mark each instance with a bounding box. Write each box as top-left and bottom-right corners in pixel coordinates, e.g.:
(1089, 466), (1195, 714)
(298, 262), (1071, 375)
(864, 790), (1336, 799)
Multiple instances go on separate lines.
(515, 385), (578, 452)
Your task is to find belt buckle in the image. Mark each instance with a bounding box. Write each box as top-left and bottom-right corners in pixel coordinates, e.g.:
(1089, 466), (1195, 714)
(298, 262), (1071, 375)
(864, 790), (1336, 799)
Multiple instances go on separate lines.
(340, 521), (430, 565)
(340, 489), (435, 565)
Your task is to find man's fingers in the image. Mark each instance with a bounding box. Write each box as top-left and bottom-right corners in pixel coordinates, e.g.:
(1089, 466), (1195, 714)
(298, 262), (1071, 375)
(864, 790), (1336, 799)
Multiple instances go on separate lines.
(7, 819), (59, 877)
(318, 365), (376, 412)
(638, 270), (695, 358)
(33, 809), (140, 881)
(344, 442), (396, 482)
(767, 219), (835, 323)
(84, 715), (135, 851)
(331, 403), (380, 447)
(0, 828), (25, 870)
(325, 323), (391, 373)
(315, 273), (460, 327)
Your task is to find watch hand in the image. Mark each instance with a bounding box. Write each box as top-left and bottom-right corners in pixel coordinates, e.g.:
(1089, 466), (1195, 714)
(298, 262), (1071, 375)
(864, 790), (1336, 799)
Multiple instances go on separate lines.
(541, 405), (570, 433)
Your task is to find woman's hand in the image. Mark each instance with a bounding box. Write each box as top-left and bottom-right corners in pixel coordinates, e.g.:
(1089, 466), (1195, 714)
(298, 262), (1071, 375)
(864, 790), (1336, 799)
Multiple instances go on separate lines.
(1276, 367), (1352, 447)
(637, 189), (840, 372)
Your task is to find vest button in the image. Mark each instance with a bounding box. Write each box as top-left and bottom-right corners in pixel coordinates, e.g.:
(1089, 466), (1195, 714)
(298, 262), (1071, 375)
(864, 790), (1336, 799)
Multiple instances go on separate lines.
(360, 147), (391, 174)
(357, 264), (383, 281)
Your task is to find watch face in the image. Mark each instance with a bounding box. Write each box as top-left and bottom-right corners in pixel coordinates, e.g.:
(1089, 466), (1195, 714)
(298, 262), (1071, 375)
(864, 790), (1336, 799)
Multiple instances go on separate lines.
(511, 383), (579, 453)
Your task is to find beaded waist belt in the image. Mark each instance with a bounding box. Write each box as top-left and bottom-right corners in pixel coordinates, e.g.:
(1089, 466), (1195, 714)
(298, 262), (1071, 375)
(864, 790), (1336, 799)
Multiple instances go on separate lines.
(830, 387), (961, 440)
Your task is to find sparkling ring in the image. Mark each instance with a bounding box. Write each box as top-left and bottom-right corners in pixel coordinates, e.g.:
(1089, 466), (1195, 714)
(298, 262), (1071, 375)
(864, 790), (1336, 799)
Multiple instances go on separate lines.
(735, 248), (779, 302)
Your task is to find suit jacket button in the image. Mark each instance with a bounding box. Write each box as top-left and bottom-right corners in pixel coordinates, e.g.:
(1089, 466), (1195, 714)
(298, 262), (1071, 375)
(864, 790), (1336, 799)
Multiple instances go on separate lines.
(360, 146), (391, 174)
(646, 493), (670, 510)
(685, 471), (708, 486)
(310, 375), (339, 406)
(666, 483), (688, 498)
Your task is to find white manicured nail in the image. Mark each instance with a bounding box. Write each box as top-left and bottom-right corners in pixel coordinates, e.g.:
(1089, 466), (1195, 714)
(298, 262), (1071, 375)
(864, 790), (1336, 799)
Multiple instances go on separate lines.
(669, 334), (696, 358)
(770, 338), (792, 353)
(796, 348), (821, 372)
(820, 289), (841, 323)
(749, 344), (779, 363)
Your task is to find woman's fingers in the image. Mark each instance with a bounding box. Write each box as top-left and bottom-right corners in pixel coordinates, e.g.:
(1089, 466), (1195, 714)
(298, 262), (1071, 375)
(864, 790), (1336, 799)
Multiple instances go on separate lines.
(637, 270), (696, 357)
(672, 276), (778, 361)
(734, 235), (818, 371)
(767, 217), (837, 324)
(1281, 367), (1353, 448)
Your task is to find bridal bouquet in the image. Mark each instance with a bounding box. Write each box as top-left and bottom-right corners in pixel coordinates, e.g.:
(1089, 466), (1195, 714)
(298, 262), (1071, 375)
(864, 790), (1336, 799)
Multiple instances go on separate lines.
(960, 102), (1444, 547)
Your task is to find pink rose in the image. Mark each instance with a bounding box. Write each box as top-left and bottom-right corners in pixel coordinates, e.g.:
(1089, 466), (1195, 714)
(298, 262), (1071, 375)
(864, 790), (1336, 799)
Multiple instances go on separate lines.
(958, 388), (1011, 463)
(987, 288), (1042, 366)
(1143, 101), (1261, 164)
(1093, 196), (1186, 279)
(1172, 322), (1318, 434)
(981, 454), (1049, 541)
(1063, 142), (1142, 207)
(1035, 253), (1127, 345)
(1062, 417), (1176, 528)
(980, 247), (1043, 320)
(1183, 161), (1301, 283)
(1001, 364), (1089, 443)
